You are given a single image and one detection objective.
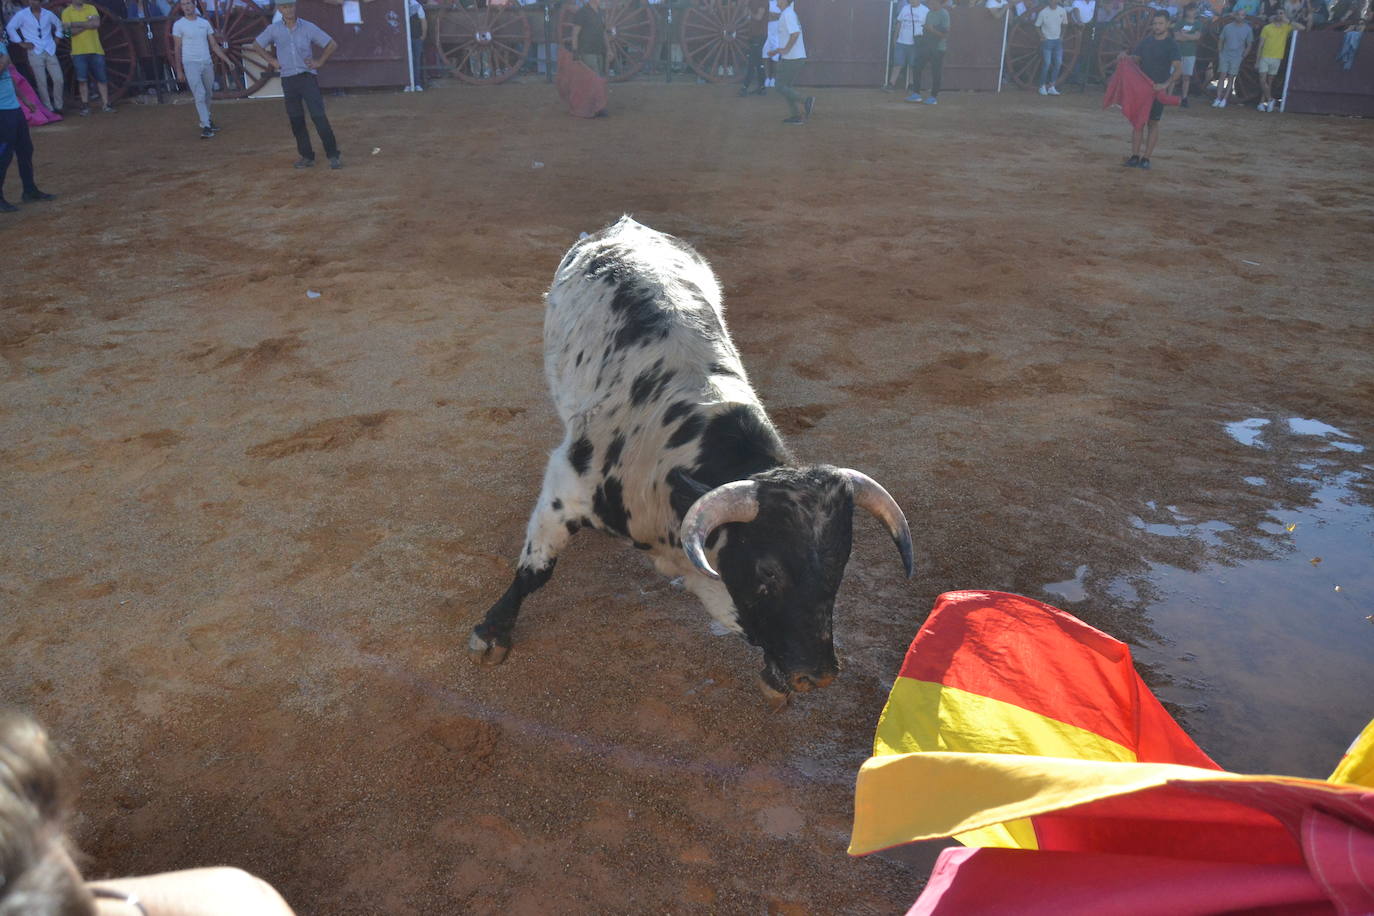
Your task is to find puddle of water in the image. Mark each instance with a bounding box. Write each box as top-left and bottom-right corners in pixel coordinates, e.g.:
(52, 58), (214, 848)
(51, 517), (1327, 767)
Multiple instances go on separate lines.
(1045, 416), (1374, 778)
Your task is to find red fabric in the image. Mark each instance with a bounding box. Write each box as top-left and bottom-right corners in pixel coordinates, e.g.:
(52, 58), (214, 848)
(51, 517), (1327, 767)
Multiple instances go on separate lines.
(555, 49), (607, 119)
(897, 591), (1220, 768)
(1102, 55), (1180, 129)
(912, 847), (1340, 916)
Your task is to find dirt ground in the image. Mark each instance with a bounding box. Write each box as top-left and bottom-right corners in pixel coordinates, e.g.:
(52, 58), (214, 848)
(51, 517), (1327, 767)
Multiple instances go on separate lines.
(2, 79), (1372, 914)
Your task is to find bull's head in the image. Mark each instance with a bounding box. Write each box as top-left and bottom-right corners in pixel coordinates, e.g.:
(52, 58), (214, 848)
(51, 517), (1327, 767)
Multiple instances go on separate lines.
(678, 466), (913, 706)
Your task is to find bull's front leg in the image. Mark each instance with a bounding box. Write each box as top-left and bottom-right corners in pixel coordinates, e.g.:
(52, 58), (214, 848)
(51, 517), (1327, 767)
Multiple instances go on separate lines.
(469, 451), (585, 666)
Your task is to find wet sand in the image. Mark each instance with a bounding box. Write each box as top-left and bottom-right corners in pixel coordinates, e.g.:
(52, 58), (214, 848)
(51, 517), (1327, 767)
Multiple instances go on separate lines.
(2, 81), (1372, 913)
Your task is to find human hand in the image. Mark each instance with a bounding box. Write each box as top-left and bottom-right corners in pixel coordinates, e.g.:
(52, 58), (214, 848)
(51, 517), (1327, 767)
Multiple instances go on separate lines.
(1153, 82), (1165, 89)
(21, 41), (35, 49)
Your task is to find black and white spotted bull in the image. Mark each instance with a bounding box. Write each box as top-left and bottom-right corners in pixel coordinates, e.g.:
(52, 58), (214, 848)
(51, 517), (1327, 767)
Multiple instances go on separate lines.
(469, 216), (914, 704)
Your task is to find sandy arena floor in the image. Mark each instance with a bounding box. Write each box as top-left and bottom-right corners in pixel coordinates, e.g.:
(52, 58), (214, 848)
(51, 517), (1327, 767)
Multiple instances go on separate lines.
(2, 80), (1372, 913)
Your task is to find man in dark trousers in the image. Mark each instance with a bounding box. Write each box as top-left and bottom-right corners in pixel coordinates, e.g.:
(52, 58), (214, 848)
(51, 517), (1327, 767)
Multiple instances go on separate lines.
(738, 0), (768, 95)
(0, 37), (55, 211)
(251, 0), (342, 169)
(570, 0), (607, 76)
(1122, 9), (1180, 171)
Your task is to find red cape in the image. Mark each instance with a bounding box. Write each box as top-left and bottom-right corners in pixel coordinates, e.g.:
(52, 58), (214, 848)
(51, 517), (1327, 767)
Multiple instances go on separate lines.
(1103, 56), (1180, 129)
(555, 49), (608, 119)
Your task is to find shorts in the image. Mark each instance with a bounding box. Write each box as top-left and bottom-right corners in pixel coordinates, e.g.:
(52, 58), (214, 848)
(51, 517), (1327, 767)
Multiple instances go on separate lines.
(1149, 98), (1164, 121)
(1180, 54), (1196, 75)
(72, 52), (108, 83)
(892, 41), (919, 67)
(1257, 56), (1281, 75)
(1219, 51), (1243, 75)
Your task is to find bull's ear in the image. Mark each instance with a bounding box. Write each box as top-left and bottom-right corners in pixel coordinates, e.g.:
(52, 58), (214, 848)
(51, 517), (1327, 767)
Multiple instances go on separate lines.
(668, 467), (711, 520)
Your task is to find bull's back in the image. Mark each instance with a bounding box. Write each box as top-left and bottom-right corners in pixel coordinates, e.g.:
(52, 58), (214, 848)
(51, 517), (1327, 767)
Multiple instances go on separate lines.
(543, 218), (732, 424)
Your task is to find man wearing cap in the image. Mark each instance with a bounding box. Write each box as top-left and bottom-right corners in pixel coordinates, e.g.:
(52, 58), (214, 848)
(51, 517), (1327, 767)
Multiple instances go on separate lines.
(250, 0), (342, 169)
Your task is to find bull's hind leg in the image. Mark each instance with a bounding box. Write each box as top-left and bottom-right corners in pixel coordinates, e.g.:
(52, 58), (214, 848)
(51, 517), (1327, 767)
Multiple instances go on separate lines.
(469, 444), (587, 665)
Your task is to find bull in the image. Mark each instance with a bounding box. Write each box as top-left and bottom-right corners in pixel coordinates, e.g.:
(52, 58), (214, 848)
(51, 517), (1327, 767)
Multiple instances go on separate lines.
(468, 217), (914, 704)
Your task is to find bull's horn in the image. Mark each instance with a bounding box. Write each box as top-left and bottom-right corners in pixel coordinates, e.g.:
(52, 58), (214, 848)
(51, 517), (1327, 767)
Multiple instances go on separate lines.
(841, 470), (915, 578)
(680, 481), (760, 580)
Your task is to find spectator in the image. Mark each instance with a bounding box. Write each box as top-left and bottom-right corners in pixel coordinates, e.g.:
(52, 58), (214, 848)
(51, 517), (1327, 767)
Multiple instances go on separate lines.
(1122, 9), (1180, 169)
(886, 0), (926, 93)
(250, 0), (342, 169)
(910, 0), (949, 103)
(404, 0), (424, 90)
(5, 0), (63, 113)
(1035, 0), (1071, 94)
(0, 36), (55, 211)
(762, 0), (780, 89)
(766, 0), (812, 124)
(1174, 2), (1203, 103)
(1255, 9), (1300, 109)
(172, 0), (230, 138)
(1067, 0), (1097, 86)
(1308, 0), (1329, 24)
(1230, 0), (1261, 14)
(0, 713), (296, 915)
(739, 0), (767, 95)
(1213, 6), (1250, 104)
(570, 0), (606, 76)
(61, 0), (114, 115)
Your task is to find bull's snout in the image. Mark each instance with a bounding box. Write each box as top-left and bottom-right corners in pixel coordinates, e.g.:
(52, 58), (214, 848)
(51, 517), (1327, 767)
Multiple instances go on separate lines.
(787, 669), (837, 692)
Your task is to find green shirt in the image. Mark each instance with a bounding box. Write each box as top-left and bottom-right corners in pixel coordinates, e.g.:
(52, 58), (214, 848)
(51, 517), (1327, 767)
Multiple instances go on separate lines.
(925, 7), (951, 51)
(1174, 18), (1203, 55)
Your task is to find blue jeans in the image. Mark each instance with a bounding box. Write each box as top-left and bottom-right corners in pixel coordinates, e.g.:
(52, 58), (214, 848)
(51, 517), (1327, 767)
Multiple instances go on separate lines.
(1039, 38), (1063, 86)
(411, 36), (425, 87)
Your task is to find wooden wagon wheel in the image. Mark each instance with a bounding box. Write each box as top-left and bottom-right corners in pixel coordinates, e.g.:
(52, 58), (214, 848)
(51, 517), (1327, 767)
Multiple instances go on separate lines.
(436, 2), (531, 84)
(558, 0), (657, 82)
(46, 1), (137, 102)
(681, 0), (750, 83)
(164, 3), (273, 99)
(1002, 14), (1082, 89)
(1095, 3), (1156, 80)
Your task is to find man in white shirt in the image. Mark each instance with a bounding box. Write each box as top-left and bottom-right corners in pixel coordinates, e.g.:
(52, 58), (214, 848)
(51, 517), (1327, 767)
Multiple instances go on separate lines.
(172, 0), (232, 138)
(766, 0), (812, 123)
(885, 0), (926, 92)
(5, 0), (63, 112)
(1034, 0), (1071, 94)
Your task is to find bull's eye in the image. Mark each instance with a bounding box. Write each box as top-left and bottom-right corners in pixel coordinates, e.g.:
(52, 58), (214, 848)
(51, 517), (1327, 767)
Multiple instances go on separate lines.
(756, 564), (782, 597)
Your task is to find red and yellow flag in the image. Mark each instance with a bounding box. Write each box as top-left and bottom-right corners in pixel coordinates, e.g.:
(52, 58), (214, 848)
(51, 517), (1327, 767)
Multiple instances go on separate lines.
(850, 591), (1374, 914)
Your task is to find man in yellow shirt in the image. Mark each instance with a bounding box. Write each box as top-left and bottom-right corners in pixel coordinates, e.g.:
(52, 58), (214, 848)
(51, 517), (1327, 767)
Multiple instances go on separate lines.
(60, 0), (114, 114)
(1255, 9), (1301, 112)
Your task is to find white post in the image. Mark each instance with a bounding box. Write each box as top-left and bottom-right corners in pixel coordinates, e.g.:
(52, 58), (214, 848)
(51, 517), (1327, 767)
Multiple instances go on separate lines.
(997, 8), (1009, 92)
(402, 0), (417, 91)
(885, 0), (895, 85)
(1279, 28), (1297, 112)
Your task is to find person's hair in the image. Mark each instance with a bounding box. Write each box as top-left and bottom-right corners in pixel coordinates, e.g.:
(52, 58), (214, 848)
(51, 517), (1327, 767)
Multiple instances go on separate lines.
(1152, 8), (1169, 18)
(0, 715), (93, 916)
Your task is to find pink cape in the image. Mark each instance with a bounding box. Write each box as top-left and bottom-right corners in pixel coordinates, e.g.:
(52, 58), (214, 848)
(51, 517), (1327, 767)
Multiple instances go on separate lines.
(10, 67), (62, 126)
(555, 49), (608, 119)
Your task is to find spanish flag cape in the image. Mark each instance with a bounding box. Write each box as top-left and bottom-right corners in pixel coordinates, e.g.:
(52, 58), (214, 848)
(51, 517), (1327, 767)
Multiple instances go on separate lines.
(849, 591), (1374, 915)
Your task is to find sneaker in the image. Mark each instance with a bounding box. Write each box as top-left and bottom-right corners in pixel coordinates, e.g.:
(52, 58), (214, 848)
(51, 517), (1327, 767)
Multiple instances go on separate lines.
(0, 199), (17, 213)
(201, 126), (214, 139)
(101, 104), (116, 113)
(1257, 101), (1268, 111)
(328, 154), (342, 169)
(403, 85), (414, 92)
(782, 116), (805, 124)
(1211, 98), (1221, 107)
(414, 85), (424, 92)
(803, 96), (815, 119)
(1038, 85), (1048, 95)
(1271, 99), (1281, 111)
(923, 96), (938, 105)
(905, 92), (923, 102)
(880, 84), (894, 92)
(1220, 98), (1228, 108)
(21, 188), (55, 202)
(1179, 96), (1189, 107)
(1123, 154), (1141, 168)
(1047, 85), (1060, 95)
(79, 107), (90, 117)
(294, 157), (315, 169)
(1139, 157), (1151, 170)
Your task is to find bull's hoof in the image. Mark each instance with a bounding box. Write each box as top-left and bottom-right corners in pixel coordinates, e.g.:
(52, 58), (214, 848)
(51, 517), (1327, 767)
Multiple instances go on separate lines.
(758, 675), (790, 711)
(468, 629), (511, 666)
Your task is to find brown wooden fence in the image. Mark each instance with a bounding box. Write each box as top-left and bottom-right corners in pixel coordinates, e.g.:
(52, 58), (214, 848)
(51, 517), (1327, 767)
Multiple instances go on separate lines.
(1284, 28), (1374, 117)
